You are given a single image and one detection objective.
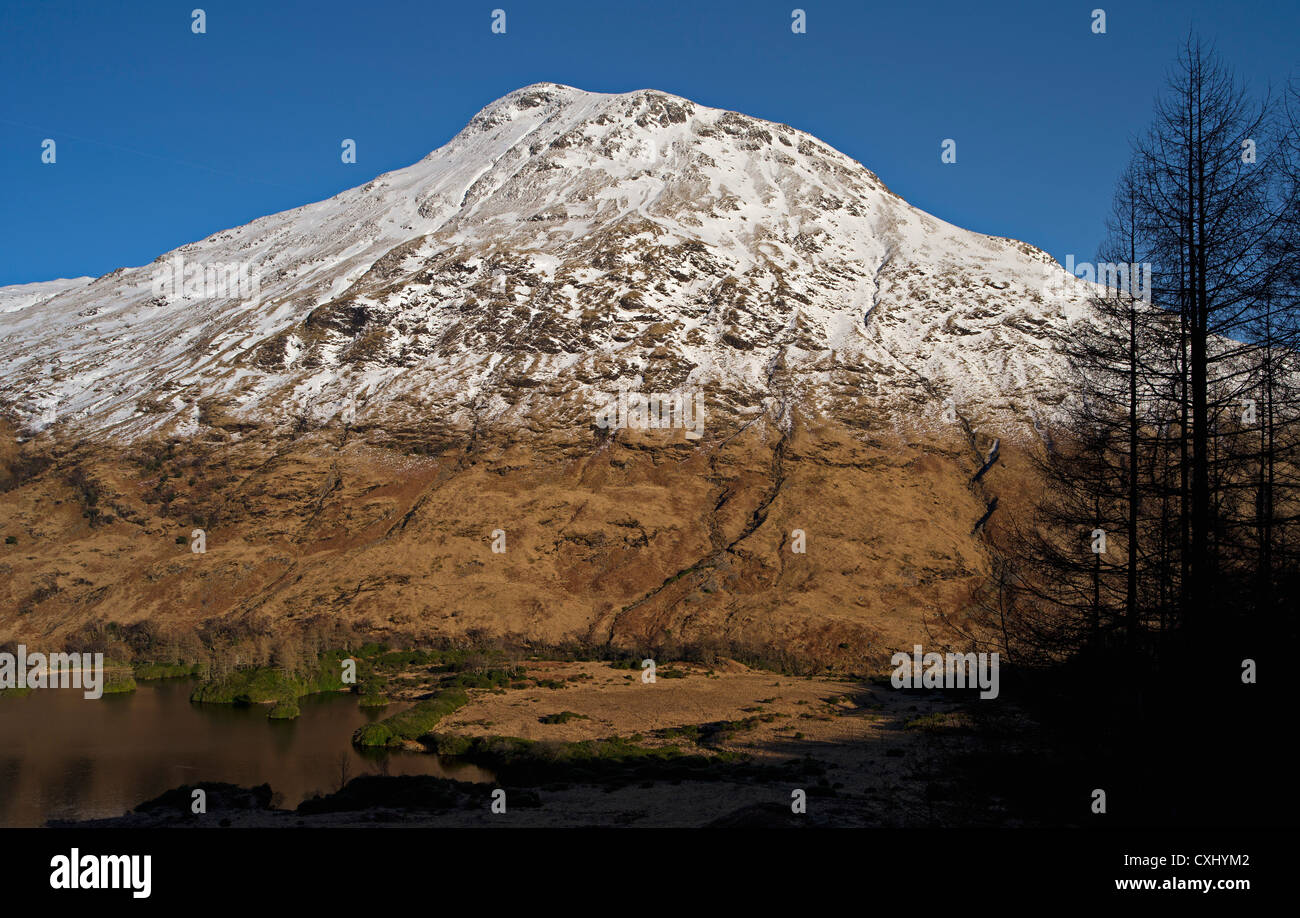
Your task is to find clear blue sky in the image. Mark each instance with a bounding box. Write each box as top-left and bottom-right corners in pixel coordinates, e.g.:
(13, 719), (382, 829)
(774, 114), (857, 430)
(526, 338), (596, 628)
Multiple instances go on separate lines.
(2, 0), (1297, 286)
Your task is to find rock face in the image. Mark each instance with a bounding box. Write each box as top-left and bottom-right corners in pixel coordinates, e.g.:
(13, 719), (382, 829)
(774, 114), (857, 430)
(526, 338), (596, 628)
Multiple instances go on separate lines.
(0, 84), (1095, 664)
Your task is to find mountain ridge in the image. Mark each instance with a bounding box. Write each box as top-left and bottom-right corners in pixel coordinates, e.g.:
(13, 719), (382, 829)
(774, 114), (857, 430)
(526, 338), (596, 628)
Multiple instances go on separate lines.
(1, 82), (1092, 446)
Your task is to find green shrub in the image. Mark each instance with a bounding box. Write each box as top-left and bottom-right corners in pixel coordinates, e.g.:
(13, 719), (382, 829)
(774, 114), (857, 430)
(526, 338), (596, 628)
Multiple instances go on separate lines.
(102, 673), (137, 694)
(268, 699), (301, 720)
(539, 711), (589, 725)
(445, 668), (524, 690)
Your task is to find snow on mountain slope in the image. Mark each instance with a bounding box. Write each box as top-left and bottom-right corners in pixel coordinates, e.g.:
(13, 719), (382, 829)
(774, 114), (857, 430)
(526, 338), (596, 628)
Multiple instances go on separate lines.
(0, 277), (94, 314)
(0, 83), (1095, 442)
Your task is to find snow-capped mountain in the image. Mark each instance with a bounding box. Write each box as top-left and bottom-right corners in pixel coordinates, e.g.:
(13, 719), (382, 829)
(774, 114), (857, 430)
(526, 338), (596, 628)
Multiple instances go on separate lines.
(0, 84), (1106, 659)
(0, 83), (1093, 443)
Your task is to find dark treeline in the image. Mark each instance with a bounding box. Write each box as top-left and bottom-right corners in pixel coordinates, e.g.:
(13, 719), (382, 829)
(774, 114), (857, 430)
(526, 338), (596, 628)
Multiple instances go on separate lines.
(999, 37), (1300, 657)
(8, 614), (845, 683)
(962, 36), (1299, 826)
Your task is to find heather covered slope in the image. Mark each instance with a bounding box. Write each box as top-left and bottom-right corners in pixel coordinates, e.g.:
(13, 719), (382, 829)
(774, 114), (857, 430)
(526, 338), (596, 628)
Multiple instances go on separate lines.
(0, 413), (1028, 664)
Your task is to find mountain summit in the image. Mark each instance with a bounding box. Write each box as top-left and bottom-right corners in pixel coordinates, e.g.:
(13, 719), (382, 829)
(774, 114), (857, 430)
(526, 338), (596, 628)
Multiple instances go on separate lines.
(2, 83), (1089, 443)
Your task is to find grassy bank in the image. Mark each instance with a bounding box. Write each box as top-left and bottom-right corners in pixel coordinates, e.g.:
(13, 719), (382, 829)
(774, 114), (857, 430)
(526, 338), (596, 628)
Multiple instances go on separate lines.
(267, 699), (301, 720)
(423, 732), (818, 786)
(102, 672), (137, 694)
(352, 689), (469, 748)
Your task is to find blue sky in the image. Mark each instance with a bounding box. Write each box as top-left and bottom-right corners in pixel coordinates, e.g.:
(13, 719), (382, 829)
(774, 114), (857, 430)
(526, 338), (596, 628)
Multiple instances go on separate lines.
(1, 0), (1297, 286)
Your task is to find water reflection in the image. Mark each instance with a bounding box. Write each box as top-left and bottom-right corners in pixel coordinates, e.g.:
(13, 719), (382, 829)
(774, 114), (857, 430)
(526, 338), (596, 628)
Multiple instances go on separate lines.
(0, 680), (490, 827)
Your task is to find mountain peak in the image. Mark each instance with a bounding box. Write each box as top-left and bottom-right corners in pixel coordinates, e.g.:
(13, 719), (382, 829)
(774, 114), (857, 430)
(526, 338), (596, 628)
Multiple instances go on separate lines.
(0, 85), (1093, 442)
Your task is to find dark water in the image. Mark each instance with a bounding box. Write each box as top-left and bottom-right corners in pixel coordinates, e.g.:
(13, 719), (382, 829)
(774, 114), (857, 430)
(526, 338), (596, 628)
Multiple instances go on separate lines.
(0, 680), (490, 827)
